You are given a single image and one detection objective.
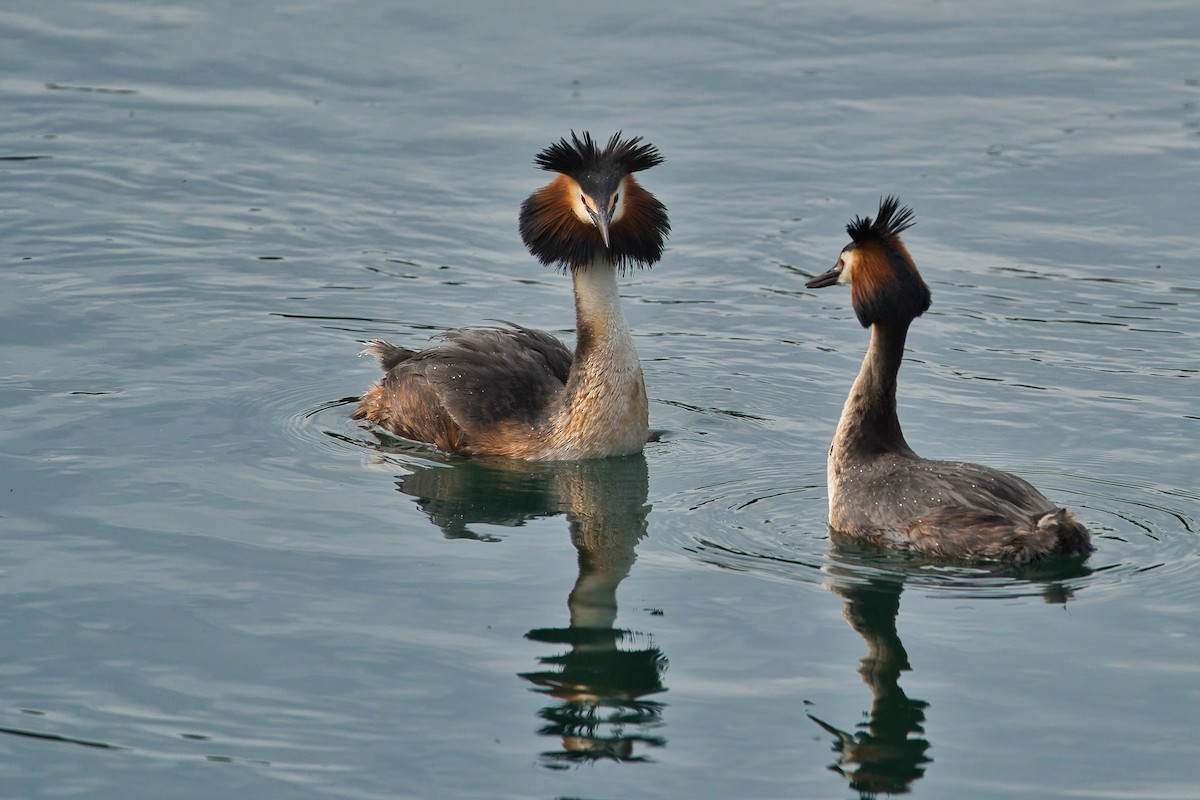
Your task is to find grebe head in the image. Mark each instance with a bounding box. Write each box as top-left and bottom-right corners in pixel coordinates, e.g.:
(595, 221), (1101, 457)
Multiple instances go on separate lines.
(807, 196), (931, 328)
(519, 131), (670, 272)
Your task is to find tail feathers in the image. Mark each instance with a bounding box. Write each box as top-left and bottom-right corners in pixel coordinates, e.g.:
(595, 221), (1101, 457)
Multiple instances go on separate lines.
(1004, 508), (1092, 565)
(1034, 508), (1094, 555)
(359, 340), (415, 373)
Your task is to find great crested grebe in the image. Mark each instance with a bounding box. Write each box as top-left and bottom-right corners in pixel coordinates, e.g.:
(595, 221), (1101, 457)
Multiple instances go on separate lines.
(353, 131), (669, 460)
(805, 197), (1092, 564)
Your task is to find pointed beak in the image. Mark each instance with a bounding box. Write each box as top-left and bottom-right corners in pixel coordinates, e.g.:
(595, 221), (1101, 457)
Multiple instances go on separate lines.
(588, 207), (612, 249)
(806, 264), (841, 289)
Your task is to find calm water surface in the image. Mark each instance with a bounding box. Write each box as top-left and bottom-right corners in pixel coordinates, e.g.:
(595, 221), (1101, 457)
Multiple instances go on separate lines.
(2, 1), (1198, 798)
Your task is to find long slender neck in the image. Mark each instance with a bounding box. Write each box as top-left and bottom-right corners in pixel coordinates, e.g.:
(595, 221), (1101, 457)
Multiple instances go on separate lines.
(545, 258), (648, 457)
(832, 320), (917, 460)
(570, 260), (634, 362)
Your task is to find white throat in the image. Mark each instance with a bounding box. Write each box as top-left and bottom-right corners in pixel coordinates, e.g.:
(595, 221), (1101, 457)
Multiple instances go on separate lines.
(573, 260), (631, 337)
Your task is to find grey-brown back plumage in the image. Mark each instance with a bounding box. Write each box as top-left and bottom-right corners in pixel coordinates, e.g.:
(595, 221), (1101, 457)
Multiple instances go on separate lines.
(830, 436), (1091, 565)
(352, 323), (572, 451)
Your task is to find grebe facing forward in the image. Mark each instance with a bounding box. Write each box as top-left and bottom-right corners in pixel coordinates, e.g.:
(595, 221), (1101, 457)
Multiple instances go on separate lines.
(805, 197), (1092, 564)
(353, 132), (669, 460)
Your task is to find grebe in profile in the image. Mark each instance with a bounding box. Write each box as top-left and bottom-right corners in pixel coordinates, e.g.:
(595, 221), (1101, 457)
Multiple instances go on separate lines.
(805, 197), (1092, 564)
(353, 131), (669, 460)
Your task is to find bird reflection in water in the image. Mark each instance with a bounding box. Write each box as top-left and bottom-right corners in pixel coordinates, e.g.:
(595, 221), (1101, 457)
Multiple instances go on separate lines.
(811, 546), (1091, 797)
(391, 451), (667, 766)
(809, 566), (930, 796)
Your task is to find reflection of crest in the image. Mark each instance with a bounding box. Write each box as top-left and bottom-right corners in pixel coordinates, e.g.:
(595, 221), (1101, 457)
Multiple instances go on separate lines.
(390, 452), (668, 765)
(522, 626), (667, 765)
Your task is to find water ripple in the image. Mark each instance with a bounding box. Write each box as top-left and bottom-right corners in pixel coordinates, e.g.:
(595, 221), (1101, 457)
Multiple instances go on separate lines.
(655, 464), (1197, 603)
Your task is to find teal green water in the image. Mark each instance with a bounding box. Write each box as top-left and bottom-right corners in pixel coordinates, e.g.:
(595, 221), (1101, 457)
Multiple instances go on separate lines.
(2, 1), (1198, 798)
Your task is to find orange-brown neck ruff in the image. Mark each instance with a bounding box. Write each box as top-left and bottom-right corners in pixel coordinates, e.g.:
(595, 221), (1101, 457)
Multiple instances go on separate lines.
(520, 175), (601, 269)
(848, 239), (931, 329)
(519, 174), (668, 272)
(608, 175), (668, 272)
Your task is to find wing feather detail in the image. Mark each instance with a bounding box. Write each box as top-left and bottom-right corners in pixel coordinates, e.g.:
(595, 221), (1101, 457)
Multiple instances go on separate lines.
(353, 324), (572, 452)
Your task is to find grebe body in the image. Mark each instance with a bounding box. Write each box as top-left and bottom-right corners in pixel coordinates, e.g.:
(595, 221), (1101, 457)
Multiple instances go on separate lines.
(806, 197), (1092, 564)
(353, 132), (669, 460)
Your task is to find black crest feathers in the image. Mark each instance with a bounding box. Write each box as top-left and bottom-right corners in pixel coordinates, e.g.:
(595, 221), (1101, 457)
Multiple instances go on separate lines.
(534, 131), (664, 177)
(846, 195), (916, 246)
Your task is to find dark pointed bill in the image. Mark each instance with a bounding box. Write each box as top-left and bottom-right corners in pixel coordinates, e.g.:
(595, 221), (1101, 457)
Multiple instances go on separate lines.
(806, 265), (841, 289)
(588, 206), (612, 249)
